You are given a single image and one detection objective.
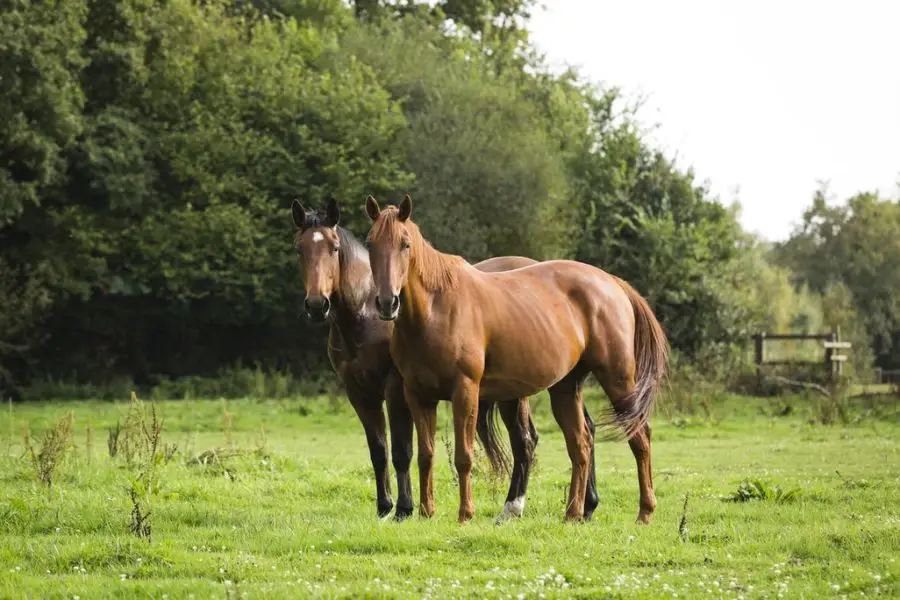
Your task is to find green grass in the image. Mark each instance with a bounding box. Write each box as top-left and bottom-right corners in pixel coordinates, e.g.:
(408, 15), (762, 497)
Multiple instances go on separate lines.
(1, 391), (898, 599)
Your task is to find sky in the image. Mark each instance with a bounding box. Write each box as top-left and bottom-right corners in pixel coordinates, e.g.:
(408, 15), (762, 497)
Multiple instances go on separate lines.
(528, 0), (900, 241)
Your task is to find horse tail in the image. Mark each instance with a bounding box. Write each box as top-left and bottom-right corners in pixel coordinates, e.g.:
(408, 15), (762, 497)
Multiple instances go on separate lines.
(609, 276), (669, 440)
(476, 400), (511, 476)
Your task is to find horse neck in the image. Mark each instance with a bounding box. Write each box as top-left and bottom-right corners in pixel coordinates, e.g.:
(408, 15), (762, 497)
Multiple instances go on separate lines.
(397, 266), (433, 331)
(339, 260), (375, 315)
(398, 232), (455, 329)
(331, 235), (377, 339)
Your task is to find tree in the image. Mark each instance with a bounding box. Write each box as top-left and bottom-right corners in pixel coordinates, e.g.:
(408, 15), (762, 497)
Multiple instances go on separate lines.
(775, 186), (900, 367)
(342, 17), (579, 261)
(2, 0), (412, 389)
(571, 103), (751, 356)
(0, 0), (87, 223)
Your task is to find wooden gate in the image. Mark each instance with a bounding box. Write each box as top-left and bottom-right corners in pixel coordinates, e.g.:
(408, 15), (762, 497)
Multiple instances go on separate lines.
(752, 326), (851, 384)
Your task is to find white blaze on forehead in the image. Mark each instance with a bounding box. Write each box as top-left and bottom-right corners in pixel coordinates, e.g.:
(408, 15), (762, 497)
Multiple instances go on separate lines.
(311, 231), (325, 243)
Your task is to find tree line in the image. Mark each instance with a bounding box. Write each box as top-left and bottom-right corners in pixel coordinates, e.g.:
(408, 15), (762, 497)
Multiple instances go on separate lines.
(1, 0), (897, 397)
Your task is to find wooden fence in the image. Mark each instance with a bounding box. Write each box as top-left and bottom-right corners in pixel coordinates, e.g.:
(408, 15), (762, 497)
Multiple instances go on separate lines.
(875, 368), (900, 385)
(753, 327), (851, 384)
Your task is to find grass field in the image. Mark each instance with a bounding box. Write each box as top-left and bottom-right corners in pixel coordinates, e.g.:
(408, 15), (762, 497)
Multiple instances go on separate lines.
(1, 390), (898, 599)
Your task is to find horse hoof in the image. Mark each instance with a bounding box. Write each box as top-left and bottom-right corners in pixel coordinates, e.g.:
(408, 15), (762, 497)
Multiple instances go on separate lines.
(494, 512), (518, 526)
(377, 502), (394, 519)
(393, 506), (413, 522)
(495, 496), (526, 525)
(636, 512), (653, 525)
(494, 512), (520, 526)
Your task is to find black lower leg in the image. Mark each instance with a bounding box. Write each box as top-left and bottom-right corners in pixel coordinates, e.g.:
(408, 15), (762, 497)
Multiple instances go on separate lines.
(499, 402), (535, 504)
(387, 375), (414, 521)
(349, 389), (393, 518)
(391, 442), (413, 520)
(583, 405), (600, 520)
(365, 429), (393, 518)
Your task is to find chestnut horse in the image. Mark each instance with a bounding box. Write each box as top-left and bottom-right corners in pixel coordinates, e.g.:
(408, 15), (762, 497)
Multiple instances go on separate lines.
(365, 194), (668, 523)
(292, 198), (601, 521)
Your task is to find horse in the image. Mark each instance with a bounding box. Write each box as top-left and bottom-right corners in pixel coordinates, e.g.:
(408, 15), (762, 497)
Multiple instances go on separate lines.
(364, 194), (668, 524)
(291, 197), (601, 521)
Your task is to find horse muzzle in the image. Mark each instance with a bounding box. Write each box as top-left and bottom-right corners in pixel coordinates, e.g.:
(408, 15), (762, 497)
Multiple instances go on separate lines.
(304, 296), (331, 322)
(375, 294), (400, 321)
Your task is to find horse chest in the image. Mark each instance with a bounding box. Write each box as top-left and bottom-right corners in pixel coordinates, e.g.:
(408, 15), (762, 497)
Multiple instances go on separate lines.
(329, 325), (392, 395)
(390, 330), (459, 394)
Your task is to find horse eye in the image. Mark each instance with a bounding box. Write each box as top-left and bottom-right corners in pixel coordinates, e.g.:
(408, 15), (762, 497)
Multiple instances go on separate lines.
(400, 240), (410, 250)
(331, 246), (339, 255)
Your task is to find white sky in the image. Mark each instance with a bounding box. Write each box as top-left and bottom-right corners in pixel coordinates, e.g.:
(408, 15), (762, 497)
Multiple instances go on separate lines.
(528, 0), (900, 241)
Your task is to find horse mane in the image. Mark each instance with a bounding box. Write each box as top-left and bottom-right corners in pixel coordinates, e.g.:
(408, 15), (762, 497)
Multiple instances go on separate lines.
(295, 209), (373, 314)
(369, 206), (462, 292)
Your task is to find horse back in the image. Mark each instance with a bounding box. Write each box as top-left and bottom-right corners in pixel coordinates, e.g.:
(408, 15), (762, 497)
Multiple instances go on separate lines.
(459, 260), (636, 398)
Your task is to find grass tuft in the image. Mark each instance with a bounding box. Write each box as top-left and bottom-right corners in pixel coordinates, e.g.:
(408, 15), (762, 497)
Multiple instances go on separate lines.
(27, 411), (74, 487)
(725, 479), (803, 504)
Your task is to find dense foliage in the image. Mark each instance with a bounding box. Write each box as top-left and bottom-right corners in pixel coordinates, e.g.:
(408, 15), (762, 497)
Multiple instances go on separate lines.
(1, 0), (895, 395)
(774, 187), (900, 370)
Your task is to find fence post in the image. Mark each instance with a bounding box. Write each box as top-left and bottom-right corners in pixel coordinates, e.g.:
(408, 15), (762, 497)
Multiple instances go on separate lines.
(754, 333), (765, 390)
(825, 328), (837, 383)
(832, 326), (844, 380)
(875, 367), (882, 385)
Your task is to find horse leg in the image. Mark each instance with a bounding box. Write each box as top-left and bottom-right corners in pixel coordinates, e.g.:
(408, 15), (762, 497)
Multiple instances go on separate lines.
(405, 384), (438, 518)
(385, 369), (414, 521)
(629, 422), (655, 524)
(597, 371), (657, 524)
(549, 374), (591, 522)
(451, 377), (480, 523)
(346, 384), (393, 518)
(495, 398), (537, 523)
(582, 405), (600, 520)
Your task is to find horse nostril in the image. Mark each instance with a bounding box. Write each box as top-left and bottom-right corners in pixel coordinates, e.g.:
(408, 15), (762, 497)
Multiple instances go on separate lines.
(304, 298), (312, 314)
(391, 295), (400, 312)
(321, 297), (331, 314)
(375, 296), (382, 312)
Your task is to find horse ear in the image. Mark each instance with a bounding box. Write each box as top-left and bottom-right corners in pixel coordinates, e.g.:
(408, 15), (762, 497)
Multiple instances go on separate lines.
(398, 193), (412, 222)
(365, 195), (381, 222)
(325, 196), (340, 227)
(291, 200), (307, 229)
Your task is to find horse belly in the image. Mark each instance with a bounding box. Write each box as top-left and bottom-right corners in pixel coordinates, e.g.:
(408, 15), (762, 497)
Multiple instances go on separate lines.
(479, 327), (582, 401)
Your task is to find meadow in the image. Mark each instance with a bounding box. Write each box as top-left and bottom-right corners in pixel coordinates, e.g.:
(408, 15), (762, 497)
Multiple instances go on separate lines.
(1, 390), (898, 599)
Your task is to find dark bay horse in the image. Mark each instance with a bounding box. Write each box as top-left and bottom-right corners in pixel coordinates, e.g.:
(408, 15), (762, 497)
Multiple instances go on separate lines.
(365, 194), (668, 523)
(292, 198), (599, 521)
